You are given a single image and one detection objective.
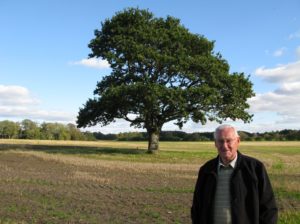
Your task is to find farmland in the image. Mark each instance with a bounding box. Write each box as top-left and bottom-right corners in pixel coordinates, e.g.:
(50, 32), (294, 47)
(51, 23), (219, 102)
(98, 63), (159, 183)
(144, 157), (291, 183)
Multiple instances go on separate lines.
(0, 139), (299, 223)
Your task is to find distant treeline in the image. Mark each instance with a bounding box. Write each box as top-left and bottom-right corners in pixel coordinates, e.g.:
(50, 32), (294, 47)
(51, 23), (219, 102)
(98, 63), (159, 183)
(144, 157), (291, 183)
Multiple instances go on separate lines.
(94, 130), (300, 141)
(0, 119), (95, 140)
(1, 119), (300, 141)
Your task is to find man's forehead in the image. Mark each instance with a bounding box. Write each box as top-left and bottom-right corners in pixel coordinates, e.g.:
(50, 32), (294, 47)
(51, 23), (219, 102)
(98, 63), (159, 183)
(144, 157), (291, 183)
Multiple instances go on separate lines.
(215, 129), (237, 139)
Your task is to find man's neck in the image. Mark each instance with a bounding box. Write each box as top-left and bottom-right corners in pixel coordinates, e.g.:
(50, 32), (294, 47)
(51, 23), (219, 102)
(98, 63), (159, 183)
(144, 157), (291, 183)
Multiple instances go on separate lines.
(219, 154), (238, 168)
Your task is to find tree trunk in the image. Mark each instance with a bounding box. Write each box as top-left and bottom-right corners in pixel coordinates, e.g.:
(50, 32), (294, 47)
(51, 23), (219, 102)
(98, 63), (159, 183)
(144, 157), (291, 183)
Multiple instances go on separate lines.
(147, 130), (160, 153)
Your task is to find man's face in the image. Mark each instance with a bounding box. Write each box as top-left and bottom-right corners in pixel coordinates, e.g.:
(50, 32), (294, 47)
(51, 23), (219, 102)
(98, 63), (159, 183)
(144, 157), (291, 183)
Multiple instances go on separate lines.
(214, 127), (240, 165)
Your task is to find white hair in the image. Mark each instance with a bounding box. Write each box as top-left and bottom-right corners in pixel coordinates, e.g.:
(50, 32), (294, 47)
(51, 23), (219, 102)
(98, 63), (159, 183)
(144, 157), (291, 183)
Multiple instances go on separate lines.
(214, 124), (239, 139)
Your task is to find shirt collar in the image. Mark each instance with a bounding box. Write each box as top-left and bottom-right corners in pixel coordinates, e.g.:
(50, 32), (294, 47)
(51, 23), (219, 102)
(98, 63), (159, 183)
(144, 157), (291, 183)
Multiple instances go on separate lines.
(218, 154), (238, 169)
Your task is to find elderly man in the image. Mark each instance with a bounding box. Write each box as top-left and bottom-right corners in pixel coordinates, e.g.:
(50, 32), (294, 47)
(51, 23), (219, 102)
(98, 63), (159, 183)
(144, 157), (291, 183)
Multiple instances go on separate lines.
(191, 124), (278, 224)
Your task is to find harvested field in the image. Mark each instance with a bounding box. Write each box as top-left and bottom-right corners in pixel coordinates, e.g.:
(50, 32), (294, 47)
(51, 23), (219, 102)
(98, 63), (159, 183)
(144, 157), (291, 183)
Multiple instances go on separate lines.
(0, 139), (299, 223)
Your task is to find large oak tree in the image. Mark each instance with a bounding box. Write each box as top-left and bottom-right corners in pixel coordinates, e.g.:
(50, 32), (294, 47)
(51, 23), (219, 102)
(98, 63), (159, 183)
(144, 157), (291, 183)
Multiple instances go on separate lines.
(77, 8), (255, 153)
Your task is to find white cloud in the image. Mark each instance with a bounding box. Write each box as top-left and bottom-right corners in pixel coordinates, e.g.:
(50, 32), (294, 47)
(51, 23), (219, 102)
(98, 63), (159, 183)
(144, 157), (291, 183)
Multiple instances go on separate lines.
(248, 92), (300, 127)
(0, 85), (39, 106)
(0, 85), (75, 123)
(296, 46), (300, 58)
(288, 30), (300, 40)
(274, 82), (300, 95)
(70, 58), (110, 69)
(249, 59), (300, 127)
(255, 60), (300, 83)
(273, 47), (286, 57)
(249, 92), (300, 113)
(0, 106), (75, 122)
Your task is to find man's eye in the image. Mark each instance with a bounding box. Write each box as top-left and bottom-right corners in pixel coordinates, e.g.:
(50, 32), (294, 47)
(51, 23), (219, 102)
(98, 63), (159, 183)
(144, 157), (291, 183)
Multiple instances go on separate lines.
(218, 139), (234, 144)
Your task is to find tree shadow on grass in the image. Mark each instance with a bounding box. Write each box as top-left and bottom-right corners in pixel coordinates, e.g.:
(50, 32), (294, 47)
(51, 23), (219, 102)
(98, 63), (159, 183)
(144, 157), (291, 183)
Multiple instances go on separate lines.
(0, 143), (147, 155)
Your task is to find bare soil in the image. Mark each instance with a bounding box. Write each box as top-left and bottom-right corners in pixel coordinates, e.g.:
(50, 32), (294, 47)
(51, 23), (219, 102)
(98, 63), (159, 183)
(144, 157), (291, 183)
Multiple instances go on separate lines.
(0, 150), (198, 223)
(1, 140), (299, 223)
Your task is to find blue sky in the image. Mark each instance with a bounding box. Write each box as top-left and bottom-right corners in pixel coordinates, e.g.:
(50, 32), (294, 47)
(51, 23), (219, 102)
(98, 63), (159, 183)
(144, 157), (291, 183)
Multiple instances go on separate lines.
(1, 0), (300, 133)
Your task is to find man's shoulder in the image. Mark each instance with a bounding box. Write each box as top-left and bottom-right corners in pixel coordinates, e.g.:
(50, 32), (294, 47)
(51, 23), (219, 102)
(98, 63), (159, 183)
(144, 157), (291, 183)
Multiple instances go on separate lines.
(239, 152), (263, 165)
(200, 157), (218, 171)
(238, 152), (266, 171)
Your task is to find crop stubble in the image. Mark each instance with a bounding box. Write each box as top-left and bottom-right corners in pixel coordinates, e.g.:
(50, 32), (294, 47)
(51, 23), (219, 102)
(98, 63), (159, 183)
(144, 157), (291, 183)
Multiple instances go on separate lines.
(0, 140), (299, 223)
(0, 150), (197, 223)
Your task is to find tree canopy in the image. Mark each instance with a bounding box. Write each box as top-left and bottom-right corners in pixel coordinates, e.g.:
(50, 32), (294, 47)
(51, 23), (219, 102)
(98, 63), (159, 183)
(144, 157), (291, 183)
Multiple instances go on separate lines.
(77, 8), (255, 152)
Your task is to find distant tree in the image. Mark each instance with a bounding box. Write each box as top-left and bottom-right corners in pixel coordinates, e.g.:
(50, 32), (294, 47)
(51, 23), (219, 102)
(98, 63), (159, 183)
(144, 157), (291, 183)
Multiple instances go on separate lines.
(271, 132), (282, 141)
(92, 132), (105, 140)
(198, 132), (214, 141)
(255, 135), (265, 141)
(105, 133), (118, 140)
(117, 132), (145, 141)
(77, 8), (255, 153)
(40, 122), (55, 140)
(20, 119), (40, 139)
(183, 133), (201, 141)
(53, 123), (71, 140)
(160, 131), (186, 141)
(238, 131), (251, 141)
(284, 130), (299, 141)
(41, 123), (71, 140)
(67, 123), (85, 140)
(0, 120), (20, 139)
(83, 131), (96, 141)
